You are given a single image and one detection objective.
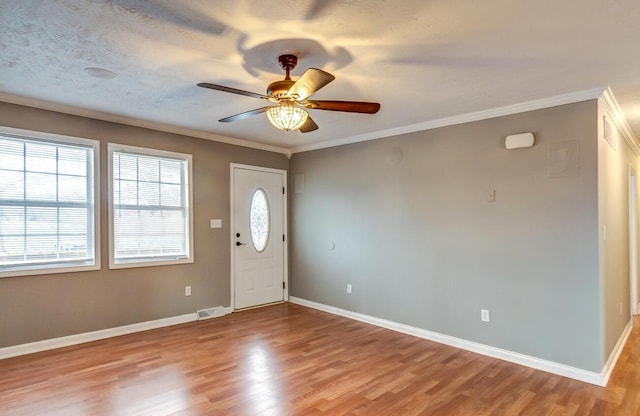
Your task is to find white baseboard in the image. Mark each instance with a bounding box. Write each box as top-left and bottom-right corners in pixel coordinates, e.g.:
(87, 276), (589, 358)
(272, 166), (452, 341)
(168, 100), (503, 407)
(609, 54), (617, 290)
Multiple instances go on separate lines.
(289, 297), (631, 386)
(2, 299), (631, 387)
(0, 313), (198, 360)
(600, 320), (633, 386)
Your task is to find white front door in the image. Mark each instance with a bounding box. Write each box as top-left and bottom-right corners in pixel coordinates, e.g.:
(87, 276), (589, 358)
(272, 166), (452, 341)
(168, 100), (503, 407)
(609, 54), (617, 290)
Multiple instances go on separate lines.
(231, 164), (287, 310)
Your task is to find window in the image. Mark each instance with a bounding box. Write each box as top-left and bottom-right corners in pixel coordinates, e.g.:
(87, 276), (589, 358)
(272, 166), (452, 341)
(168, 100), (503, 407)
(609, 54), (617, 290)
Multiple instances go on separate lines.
(109, 143), (193, 268)
(0, 127), (99, 277)
(250, 188), (270, 252)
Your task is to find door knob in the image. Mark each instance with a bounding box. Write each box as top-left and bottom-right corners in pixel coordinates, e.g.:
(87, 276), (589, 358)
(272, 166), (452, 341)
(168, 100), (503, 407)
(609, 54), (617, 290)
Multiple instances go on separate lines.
(236, 241), (246, 246)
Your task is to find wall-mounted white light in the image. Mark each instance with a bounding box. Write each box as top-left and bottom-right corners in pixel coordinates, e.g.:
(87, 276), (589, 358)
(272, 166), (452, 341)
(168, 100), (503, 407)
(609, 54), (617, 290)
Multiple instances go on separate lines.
(505, 132), (535, 149)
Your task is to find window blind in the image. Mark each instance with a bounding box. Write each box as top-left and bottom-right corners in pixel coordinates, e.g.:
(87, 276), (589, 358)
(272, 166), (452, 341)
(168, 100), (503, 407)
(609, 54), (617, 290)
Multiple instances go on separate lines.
(111, 150), (190, 264)
(0, 134), (95, 272)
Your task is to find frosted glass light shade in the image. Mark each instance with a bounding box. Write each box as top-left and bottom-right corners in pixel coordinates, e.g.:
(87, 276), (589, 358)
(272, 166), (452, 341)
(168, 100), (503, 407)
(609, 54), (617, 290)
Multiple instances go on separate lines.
(267, 102), (308, 131)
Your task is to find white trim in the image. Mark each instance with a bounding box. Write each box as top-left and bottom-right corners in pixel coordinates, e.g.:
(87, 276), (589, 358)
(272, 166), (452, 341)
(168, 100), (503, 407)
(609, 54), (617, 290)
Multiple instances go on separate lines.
(600, 320), (633, 386)
(289, 296), (632, 386)
(0, 313), (196, 360)
(230, 165), (235, 311)
(230, 164), (288, 312)
(599, 88), (640, 155)
(107, 143), (194, 269)
(2, 88), (609, 157)
(630, 165), (639, 316)
(0, 92), (291, 157)
(291, 87), (607, 154)
(1, 300), (632, 385)
(0, 126), (101, 278)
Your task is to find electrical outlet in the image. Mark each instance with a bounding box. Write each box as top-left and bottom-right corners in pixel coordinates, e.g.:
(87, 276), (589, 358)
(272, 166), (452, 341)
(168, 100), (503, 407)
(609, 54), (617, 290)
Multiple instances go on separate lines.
(185, 286), (191, 296)
(346, 284), (352, 294)
(481, 309), (490, 322)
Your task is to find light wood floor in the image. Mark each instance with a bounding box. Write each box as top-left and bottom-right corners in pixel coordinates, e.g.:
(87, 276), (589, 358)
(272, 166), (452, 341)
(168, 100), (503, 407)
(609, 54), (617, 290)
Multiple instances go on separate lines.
(0, 303), (638, 415)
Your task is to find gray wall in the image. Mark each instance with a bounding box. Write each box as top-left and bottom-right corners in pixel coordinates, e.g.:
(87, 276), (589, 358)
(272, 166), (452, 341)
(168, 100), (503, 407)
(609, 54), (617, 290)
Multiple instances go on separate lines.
(290, 101), (603, 371)
(0, 102), (288, 347)
(3, 98), (631, 374)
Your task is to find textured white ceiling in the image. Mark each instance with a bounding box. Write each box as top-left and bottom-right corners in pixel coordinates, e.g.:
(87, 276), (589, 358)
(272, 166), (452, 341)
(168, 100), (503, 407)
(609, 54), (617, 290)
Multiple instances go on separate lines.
(1, 0), (640, 153)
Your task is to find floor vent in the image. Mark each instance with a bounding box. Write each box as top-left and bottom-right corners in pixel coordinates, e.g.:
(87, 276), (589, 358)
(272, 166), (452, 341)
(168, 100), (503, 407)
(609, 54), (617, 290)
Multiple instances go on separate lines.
(197, 306), (226, 320)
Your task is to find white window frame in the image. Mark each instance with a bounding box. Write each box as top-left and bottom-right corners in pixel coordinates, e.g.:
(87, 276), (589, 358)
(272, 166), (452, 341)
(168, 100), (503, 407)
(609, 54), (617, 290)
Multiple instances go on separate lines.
(0, 126), (100, 278)
(108, 143), (194, 269)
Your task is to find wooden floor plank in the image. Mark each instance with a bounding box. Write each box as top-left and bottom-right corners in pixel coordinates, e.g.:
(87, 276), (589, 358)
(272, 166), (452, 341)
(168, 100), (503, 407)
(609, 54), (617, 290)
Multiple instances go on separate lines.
(0, 303), (638, 415)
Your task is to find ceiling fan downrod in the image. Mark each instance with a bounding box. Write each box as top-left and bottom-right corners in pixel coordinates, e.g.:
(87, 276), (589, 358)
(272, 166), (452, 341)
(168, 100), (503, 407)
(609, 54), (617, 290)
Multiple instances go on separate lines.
(277, 54), (298, 81)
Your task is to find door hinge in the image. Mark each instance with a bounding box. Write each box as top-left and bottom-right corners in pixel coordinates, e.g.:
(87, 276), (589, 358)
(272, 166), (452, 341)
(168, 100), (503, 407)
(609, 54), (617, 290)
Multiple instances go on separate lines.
(283, 281), (286, 289)
(283, 187), (285, 195)
(283, 234), (286, 242)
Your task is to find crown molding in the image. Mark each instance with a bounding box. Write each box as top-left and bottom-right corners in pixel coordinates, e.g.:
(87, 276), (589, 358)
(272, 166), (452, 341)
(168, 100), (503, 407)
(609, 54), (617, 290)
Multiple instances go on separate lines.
(290, 87), (607, 154)
(2, 87), (617, 158)
(599, 87), (640, 155)
(0, 92), (292, 157)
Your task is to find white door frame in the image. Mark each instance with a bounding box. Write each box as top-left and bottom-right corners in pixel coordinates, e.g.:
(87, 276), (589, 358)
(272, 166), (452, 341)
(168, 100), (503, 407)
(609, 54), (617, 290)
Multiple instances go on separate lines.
(630, 164), (638, 316)
(230, 163), (288, 311)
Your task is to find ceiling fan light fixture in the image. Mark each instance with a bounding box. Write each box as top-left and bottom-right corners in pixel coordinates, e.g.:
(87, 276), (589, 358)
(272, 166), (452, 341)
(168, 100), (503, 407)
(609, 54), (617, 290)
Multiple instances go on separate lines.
(197, 54), (380, 133)
(267, 102), (308, 131)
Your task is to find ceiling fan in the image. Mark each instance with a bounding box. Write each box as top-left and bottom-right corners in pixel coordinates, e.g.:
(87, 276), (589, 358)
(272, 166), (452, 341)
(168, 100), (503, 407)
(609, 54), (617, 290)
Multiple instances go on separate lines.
(197, 54), (380, 133)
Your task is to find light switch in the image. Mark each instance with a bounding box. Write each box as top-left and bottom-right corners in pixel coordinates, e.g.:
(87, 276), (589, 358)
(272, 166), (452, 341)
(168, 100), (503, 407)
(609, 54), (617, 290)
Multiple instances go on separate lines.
(486, 189), (496, 202)
(210, 219), (222, 229)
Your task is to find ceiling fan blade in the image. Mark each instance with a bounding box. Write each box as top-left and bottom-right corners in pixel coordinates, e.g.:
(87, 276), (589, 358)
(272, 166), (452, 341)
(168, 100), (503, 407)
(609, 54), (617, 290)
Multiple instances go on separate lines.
(299, 116), (319, 133)
(287, 68), (335, 101)
(304, 100), (381, 114)
(219, 107), (271, 122)
(197, 83), (271, 101)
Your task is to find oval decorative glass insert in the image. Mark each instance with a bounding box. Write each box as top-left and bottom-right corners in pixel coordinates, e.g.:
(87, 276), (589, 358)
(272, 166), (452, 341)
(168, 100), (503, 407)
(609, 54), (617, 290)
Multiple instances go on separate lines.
(250, 188), (270, 252)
